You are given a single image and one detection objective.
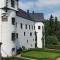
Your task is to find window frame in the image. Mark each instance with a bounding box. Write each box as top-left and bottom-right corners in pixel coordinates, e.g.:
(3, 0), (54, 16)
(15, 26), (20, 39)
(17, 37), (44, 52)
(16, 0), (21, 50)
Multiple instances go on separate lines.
(12, 18), (15, 25)
(11, 0), (15, 8)
(12, 33), (15, 41)
(38, 26), (40, 29)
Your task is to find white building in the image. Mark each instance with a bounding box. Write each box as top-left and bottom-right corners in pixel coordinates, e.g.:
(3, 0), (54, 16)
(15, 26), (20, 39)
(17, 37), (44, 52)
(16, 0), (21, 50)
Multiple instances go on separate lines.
(0, 0), (45, 57)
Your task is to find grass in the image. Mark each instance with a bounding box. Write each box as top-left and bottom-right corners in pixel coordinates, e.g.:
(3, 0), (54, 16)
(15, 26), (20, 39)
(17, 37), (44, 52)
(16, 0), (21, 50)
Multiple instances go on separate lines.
(2, 49), (60, 60)
(21, 48), (60, 60)
(2, 57), (28, 60)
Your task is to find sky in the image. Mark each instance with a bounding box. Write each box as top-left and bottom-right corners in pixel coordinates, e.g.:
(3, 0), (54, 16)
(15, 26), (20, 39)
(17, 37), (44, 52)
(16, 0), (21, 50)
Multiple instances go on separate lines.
(19, 0), (60, 20)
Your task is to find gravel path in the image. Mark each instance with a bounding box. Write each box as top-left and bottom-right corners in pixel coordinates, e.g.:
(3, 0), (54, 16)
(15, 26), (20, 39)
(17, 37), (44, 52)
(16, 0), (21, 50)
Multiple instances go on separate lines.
(16, 54), (37, 60)
(56, 58), (60, 60)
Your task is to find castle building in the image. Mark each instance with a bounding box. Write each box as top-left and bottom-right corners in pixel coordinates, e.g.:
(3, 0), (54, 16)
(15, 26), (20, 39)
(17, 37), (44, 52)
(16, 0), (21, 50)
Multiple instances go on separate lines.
(0, 0), (45, 57)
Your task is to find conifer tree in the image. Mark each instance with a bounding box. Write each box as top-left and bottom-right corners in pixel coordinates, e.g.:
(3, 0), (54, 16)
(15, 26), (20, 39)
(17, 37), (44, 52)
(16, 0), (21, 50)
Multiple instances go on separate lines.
(55, 16), (58, 31)
(49, 14), (54, 35)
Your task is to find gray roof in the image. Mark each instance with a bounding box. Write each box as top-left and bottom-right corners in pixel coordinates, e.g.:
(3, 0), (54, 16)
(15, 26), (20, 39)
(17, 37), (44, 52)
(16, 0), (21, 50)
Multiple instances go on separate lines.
(16, 9), (33, 21)
(30, 13), (44, 22)
(16, 9), (44, 22)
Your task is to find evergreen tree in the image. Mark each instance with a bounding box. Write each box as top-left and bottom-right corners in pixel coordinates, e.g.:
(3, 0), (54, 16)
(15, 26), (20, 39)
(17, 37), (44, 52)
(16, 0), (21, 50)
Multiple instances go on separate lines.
(49, 14), (54, 35)
(55, 16), (58, 31)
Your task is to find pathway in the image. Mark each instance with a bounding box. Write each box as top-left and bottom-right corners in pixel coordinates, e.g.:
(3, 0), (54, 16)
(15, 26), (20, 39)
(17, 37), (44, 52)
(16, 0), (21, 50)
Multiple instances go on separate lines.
(56, 58), (60, 60)
(16, 54), (37, 60)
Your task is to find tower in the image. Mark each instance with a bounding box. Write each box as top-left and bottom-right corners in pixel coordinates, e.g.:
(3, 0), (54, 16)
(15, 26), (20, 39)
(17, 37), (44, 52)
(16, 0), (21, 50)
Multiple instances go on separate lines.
(0, 0), (19, 57)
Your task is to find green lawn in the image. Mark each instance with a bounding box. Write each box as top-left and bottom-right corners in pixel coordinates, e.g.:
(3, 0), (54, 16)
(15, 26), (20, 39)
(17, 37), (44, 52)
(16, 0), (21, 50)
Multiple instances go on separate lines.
(2, 57), (28, 60)
(21, 49), (60, 60)
(2, 49), (60, 60)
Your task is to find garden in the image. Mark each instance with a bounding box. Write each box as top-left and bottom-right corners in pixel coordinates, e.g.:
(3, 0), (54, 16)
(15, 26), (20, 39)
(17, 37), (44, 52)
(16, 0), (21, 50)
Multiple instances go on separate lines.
(21, 48), (60, 60)
(2, 48), (60, 60)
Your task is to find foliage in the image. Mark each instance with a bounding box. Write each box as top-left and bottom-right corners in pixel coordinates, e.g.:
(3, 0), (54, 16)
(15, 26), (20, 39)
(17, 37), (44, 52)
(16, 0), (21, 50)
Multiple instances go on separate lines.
(21, 48), (60, 60)
(45, 15), (60, 48)
(54, 17), (58, 31)
(46, 36), (59, 46)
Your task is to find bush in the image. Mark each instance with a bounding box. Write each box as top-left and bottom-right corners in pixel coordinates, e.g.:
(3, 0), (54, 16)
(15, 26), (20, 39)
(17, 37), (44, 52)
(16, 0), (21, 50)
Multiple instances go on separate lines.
(16, 48), (23, 54)
(22, 46), (26, 50)
(46, 35), (59, 48)
(47, 45), (60, 49)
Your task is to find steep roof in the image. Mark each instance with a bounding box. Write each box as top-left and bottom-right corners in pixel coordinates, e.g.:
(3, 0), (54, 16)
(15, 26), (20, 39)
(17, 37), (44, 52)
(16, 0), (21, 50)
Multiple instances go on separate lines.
(16, 9), (44, 22)
(30, 13), (44, 22)
(16, 9), (33, 21)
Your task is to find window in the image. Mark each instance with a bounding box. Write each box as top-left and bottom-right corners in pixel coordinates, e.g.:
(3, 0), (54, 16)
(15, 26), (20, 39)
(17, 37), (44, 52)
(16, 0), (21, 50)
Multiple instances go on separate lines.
(33, 39), (34, 41)
(31, 44), (32, 47)
(42, 26), (44, 29)
(38, 26), (40, 29)
(16, 33), (18, 38)
(16, 22), (17, 27)
(12, 18), (15, 25)
(29, 25), (30, 29)
(2, 16), (8, 21)
(30, 32), (32, 36)
(25, 24), (27, 29)
(12, 48), (15, 52)
(27, 40), (28, 43)
(20, 23), (23, 29)
(11, 0), (15, 8)
(24, 32), (25, 36)
(34, 26), (35, 30)
(32, 26), (33, 30)
(12, 33), (15, 41)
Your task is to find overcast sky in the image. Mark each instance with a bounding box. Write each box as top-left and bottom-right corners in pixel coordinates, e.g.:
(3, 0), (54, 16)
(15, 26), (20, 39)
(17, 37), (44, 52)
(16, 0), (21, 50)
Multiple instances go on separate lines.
(19, 0), (60, 20)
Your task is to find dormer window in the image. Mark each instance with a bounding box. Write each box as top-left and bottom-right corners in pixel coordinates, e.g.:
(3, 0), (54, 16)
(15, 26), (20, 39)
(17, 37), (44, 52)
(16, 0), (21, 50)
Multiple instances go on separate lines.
(11, 0), (15, 8)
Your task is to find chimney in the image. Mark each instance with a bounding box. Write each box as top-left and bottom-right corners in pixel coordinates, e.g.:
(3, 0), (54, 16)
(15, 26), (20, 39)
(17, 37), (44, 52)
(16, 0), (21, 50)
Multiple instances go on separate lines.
(32, 11), (34, 14)
(27, 10), (29, 15)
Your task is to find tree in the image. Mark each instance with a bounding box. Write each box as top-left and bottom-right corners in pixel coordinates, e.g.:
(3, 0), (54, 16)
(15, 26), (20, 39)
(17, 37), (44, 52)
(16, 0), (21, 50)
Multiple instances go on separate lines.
(46, 35), (59, 47)
(54, 16), (58, 31)
(49, 14), (54, 35)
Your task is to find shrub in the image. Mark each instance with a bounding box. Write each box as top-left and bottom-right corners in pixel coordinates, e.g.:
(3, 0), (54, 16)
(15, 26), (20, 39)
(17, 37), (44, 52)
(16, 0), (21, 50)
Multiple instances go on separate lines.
(46, 35), (59, 48)
(16, 48), (23, 54)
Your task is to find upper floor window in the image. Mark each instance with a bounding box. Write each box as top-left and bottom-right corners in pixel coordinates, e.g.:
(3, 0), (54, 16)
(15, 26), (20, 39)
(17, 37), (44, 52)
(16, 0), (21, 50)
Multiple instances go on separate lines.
(16, 33), (18, 38)
(24, 32), (26, 36)
(12, 33), (15, 41)
(27, 40), (28, 43)
(30, 32), (32, 36)
(29, 25), (30, 29)
(11, 0), (15, 8)
(38, 26), (40, 29)
(32, 26), (33, 30)
(25, 24), (27, 29)
(20, 23), (23, 29)
(34, 26), (35, 30)
(2, 15), (8, 22)
(12, 18), (15, 25)
(16, 22), (17, 27)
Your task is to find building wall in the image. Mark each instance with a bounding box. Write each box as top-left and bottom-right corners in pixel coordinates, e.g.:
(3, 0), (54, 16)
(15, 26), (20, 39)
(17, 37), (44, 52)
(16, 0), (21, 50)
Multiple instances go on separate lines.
(35, 22), (44, 48)
(0, 0), (5, 8)
(15, 16), (35, 49)
(0, 0), (44, 57)
(7, 0), (18, 10)
(0, 0), (18, 57)
(0, 9), (16, 57)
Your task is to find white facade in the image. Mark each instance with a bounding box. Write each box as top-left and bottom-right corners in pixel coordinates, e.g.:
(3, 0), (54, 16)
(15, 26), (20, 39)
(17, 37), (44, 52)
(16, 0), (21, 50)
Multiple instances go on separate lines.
(35, 22), (44, 48)
(16, 16), (35, 49)
(0, 0), (45, 57)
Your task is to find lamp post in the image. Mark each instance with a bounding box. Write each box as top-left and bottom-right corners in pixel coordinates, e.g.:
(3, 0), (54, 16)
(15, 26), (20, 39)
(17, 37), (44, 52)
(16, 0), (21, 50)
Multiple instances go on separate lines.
(0, 42), (2, 60)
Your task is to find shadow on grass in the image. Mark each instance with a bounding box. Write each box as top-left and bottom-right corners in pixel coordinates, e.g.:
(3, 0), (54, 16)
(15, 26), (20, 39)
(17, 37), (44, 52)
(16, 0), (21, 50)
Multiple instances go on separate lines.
(2, 57), (49, 60)
(36, 58), (48, 60)
(2, 57), (28, 60)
